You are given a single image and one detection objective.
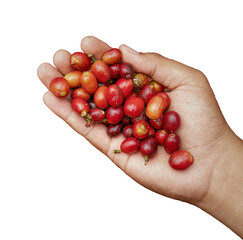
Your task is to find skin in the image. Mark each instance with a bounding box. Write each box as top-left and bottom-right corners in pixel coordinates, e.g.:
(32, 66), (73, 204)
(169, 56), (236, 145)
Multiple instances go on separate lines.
(37, 36), (243, 238)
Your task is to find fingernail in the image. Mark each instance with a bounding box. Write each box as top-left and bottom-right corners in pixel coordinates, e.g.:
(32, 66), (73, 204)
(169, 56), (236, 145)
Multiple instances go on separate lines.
(122, 44), (139, 55)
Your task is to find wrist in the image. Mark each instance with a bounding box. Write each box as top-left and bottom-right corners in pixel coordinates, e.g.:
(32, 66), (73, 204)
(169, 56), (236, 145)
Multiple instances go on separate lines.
(197, 129), (243, 237)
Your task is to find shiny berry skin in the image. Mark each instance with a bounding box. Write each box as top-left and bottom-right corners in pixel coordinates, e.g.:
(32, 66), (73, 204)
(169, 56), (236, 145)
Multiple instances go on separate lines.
(132, 73), (149, 90)
(149, 114), (164, 130)
(139, 84), (156, 104)
(164, 133), (181, 154)
(119, 137), (140, 154)
(91, 60), (111, 83)
(88, 100), (97, 109)
(89, 109), (105, 122)
(125, 91), (139, 102)
(109, 63), (120, 79)
(148, 127), (156, 137)
(131, 109), (148, 124)
(102, 48), (122, 65)
(120, 63), (134, 79)
(162, 111), (180, 132)
(64, 70), (82, 88)
(115, 78), (133, 98)
(146, 95), (166, 120)
(169, 150), (194, 170)
(106, 106), (124, 124)
(140, 137), (158, 165)
(71, 98), (90, 116)
(70, 52), (91, 71)
(124, 97), (145, 118)
(94, 86), (109, 109)
(133, 120), (150, 139)
(50, 77), (70, 98)
(80, 71), (98, 94)
(155, 129), (168, 145)
(71, 88), (91, 100)
(157, 92), (171, 109)
(102, 120), (110, 126)
(122, 124), (134, 138)
(107, 85), (123, 107)
(122, 116), (131, 125)
(149, 81), (164, 92)
(107, 124), (123, 137)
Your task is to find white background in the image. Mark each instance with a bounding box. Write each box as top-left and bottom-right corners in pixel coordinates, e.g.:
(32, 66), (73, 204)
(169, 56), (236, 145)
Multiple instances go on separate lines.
(0, 0), (242, 239)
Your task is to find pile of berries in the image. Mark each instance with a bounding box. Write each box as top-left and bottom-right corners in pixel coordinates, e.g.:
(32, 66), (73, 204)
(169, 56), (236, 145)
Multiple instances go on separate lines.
(49, 48), (194, 170)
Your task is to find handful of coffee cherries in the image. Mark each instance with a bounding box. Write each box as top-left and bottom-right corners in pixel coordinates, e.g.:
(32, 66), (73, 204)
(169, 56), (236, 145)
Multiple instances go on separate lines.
(49, 48), (194, 170)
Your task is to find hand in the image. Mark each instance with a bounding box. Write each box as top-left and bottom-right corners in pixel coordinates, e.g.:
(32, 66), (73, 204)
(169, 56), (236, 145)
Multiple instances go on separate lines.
(37, 36), (243, 237)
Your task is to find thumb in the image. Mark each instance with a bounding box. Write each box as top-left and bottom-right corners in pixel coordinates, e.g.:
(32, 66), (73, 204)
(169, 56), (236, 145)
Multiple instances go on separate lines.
(119, 44), (205, 89)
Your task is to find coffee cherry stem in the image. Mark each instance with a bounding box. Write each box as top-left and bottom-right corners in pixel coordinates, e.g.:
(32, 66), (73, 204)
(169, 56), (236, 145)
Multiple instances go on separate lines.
(85, 114), (92, 120)
(88, 54), (96, 63)
(81, 110), (88, 117)
(85, 118), (93, 127)
(113, 149), (122, 154)
(144, 156), (149, 165)
(102, 118), (107, 123)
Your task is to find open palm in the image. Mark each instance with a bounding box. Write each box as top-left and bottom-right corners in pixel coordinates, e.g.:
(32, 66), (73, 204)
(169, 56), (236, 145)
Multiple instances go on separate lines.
(37, 36), (230, 205)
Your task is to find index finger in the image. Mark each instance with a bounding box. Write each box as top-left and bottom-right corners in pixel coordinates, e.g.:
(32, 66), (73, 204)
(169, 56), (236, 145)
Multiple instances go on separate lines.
(81, 36), (111, 59)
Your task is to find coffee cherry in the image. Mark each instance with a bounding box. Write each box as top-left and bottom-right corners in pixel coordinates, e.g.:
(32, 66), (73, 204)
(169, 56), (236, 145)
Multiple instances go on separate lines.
(131, 109), (148, 124)
(139, 84), (156, 104)
(162, 111), (180, 132)
(64, 70), (82, 88)
(107, 85), (123, 107)
(88, 100), (97, 109)
(71, 88), (91, 101)
(122, 116), (131, 125)
(89, 109), (105, 122)
(72, 98), (90, 117)
(107, 124), (123, 137)
(169, 150), (194, 170)
(149, 114), (164, 130)
(94, 86), (109, 109)
(106, 106), (124, 124)
(70, 52), (91, 71)
(120, 63), (134, 79)
(125, 91), (138, 101)
(122, 124), (134, 138)
(132, 73), (149, 90)
(109, 63), (121, 79)
(157, 92), (171, 109)
(133, 120), (150, 139)
(148, 127), (156, 137)
(149, 81), (164, 92)
(155, 129), (168, 145)
(115, 78), (133, 98)
(114, 137), (140, 154)
(164, 133), (181, 154)
(124, 97), (144, 118)
(91, 60), (111, 83)
(50, 77), (70, 98)
(102, 48), (122, 65)
(80, 71), (98, 94)
(146, 95), (166, 120)
(140, 137), (158, 165)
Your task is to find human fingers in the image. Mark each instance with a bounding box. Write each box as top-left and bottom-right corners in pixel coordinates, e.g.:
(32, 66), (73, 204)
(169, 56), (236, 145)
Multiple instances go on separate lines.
(37, 63), (63, 89)
(53, 49), (74, 75)
(81, 35), (111, 59)
(43, 91), (112, 154)
(119, 44), (206, 89)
